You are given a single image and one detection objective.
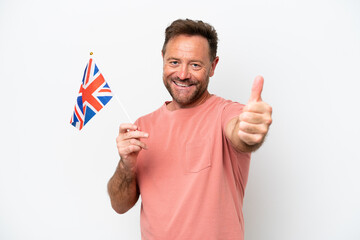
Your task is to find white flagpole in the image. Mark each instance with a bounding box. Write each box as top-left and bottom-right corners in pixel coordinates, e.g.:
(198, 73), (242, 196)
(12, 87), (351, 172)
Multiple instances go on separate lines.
(90, 52), (133, 123)
(113, 94), (133, 123)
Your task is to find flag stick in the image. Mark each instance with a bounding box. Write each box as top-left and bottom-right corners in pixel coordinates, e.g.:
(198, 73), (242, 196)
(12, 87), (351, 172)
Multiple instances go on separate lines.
(113, 94), (133, 123)
(89, 52), (133, 123)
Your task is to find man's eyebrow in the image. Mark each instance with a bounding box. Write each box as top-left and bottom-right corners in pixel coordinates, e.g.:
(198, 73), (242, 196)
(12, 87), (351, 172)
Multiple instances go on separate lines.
(166, 57), (180, 61)
(165, 57), (206, 65)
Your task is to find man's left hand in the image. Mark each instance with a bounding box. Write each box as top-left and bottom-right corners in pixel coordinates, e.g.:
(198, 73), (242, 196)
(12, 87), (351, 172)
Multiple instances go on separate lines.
(237, 75), (272, 146)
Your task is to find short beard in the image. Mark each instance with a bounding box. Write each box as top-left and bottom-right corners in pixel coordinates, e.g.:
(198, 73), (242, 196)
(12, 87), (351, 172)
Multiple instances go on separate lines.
(164, 76), (209, 107)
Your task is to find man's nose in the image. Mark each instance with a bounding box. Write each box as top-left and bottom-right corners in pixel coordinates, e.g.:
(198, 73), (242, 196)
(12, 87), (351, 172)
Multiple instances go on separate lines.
(177, 65), (191, 80)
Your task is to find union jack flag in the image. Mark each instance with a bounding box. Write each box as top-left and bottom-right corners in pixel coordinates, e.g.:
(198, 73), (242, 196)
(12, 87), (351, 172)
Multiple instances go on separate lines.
(70, 58), (113, 130)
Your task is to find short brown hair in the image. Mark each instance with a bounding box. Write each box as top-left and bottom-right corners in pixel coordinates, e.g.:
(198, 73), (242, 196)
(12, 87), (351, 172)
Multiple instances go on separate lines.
(162, 19), (218, 61)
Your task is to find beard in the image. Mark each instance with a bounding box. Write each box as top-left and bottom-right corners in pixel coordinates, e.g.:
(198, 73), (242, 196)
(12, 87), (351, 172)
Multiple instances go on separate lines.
(163, 76), (210, 107)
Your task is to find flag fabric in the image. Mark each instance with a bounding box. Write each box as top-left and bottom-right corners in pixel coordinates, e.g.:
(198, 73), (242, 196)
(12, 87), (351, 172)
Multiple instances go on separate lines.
(70, 58), (113, 130)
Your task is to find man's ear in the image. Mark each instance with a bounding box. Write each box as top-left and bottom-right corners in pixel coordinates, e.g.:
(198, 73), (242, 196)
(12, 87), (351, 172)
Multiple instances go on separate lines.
(209, 56), (219, 77)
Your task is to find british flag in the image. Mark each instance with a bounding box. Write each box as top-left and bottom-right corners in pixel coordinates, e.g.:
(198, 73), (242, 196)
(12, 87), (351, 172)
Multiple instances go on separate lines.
(70, 58), (113, 130)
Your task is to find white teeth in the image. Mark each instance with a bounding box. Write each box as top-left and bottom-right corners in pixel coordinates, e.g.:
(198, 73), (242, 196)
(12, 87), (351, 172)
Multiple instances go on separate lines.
(174, 81), (190, 87)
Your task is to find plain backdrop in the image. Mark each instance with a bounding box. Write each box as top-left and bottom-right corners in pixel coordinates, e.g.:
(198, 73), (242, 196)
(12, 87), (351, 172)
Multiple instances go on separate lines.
(1, 0), (359, 239)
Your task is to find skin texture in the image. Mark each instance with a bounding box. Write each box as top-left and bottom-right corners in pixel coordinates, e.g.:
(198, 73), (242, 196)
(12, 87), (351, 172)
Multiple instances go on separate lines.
(107, 34), (272, 214)
(162, 35), (219, 111)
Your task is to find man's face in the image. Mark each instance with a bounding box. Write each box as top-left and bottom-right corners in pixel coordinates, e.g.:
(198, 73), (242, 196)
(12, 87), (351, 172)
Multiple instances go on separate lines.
(162, 34), (218, 109)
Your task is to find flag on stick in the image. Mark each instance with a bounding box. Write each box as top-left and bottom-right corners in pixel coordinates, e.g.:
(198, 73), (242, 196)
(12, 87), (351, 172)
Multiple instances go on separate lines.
(70, 57), (113, 130)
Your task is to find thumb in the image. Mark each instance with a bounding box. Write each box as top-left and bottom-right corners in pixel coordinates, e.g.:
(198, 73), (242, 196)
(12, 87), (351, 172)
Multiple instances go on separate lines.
(248, 75), (264, 103)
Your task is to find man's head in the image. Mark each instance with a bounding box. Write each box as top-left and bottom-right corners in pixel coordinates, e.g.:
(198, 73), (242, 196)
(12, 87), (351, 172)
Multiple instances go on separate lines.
(162, 19), (218, 62)
(162, 19), (219, 110)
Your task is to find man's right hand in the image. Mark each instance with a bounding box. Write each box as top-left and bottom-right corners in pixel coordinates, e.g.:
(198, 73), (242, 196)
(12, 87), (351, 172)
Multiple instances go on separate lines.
(116, 123), (149, 170)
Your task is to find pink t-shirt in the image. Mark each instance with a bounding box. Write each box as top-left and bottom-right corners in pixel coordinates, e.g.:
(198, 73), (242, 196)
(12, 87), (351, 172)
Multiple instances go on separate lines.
(135, 95), (251, 240)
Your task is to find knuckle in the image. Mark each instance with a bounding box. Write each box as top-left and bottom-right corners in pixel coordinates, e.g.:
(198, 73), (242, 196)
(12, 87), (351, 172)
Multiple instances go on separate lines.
(239, 121), (247, 131)
(118, 147), (126, 155)
(255, 135), (263, 143)
(123, 131), (132, 139)
(245, 134), (256, 145)
(119, 123), (129, 131)
(129, 139), (137, 145)
(249, 135), (261, 145)
(117, 133), (125, 140)
(237, 130), (248, 140)
(126, 131), (140, 139)
(246, 104), (254, 112)
(239, 112), (244, 120)
(129, 145), (140, 152)
(117, 139), (123, 148)
(260, 126), (268, 134)
(239, 112), (247, 121)
(122, 131), (129, 138)
(122, 146), (132, 155)
(245, 112), (253, 121)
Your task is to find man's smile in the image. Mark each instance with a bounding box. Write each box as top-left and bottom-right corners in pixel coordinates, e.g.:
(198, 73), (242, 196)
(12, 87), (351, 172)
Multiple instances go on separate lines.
(172, 80), (195, 88)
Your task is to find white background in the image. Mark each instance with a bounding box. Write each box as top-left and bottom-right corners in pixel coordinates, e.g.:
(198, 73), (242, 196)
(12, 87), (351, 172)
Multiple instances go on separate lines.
(1, 0), (359, 239)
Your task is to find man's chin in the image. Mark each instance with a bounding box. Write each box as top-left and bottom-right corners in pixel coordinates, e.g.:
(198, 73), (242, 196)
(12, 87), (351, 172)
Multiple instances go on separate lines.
(172, 93), (204, 107)
(172, 97), (193, 106)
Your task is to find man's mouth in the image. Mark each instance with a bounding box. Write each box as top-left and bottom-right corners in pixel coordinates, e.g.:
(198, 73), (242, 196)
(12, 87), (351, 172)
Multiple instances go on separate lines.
(173, 81), (194, 88)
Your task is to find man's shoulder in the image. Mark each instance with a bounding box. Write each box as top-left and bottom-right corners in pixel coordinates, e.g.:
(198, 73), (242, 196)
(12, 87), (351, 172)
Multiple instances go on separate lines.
(135, 103), (165, 124)
(210, 95), (244, 109)
(210, 95), (245, 126)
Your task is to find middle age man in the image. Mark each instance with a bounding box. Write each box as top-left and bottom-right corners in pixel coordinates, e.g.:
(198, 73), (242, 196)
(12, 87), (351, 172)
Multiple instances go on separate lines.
(108, 19), (273, 240)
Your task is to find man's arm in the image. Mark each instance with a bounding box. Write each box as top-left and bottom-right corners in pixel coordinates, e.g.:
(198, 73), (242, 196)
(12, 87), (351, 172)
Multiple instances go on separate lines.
(225, 76), (272, 152)
(107, 123), (148, 214)
(108, 159), (139, 214)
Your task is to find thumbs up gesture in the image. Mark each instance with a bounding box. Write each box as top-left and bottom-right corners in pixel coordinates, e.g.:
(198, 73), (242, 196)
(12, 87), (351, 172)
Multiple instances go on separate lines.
(238, 75), (272, 148)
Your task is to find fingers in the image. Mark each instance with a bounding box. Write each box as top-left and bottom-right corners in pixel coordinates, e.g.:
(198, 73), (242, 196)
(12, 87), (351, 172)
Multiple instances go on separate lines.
(237, 130), (263, 146)
(238, 113), (271, 145)
(118, 139), (147, 156)
(238, 108), (272, 145)
(123, 138), (148, 149)
(116, 135), (148, 158)
(238, 115), (270, 145)
(119, 144), (142, 155)
(241, 103), (272, 124)
(248, 75), (264, 103)
(240, 112), (265, 124)
(237, 122), (265, 145)
(243, 101), (272, 115)
(119, 123), (149, 139)
(117, 123), (149, 158)
(121, 130), (149, 140)
(119, 123), (138, 133)
(239, 121), (269, 135)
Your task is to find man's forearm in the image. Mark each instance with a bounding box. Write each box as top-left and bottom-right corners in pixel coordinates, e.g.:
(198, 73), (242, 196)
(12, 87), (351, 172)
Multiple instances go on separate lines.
(107, 160), (139, 214)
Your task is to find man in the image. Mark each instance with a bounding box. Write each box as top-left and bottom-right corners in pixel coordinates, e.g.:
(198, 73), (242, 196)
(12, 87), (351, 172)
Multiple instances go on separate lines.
(108, 19), (272, 240)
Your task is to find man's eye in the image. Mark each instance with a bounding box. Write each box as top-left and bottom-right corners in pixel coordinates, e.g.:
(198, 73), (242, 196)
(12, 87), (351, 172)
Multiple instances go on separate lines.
(192, 63), (201, 68)
(170, 61), (178, 65)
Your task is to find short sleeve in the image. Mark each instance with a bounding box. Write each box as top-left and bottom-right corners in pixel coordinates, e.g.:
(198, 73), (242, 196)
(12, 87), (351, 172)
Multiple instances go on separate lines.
(221, 101), (244, 130)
